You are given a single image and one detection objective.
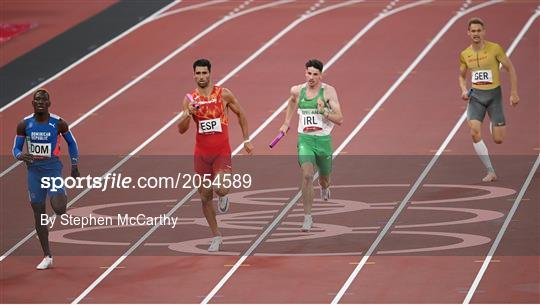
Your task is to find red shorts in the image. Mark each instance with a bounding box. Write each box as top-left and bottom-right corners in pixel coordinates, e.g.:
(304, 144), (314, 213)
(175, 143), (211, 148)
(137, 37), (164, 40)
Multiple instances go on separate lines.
(194, 145), (232, 177)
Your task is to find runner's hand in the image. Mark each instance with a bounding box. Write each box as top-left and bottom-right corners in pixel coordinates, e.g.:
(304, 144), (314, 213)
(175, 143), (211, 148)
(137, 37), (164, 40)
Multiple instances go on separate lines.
(187, 103), (198, 115)
(71, 165), (80, 178)
(510, 93), (519, 107)
(243, 141), (254, 155)
(461, 90), (470, 101)
(17, 153), (34, 165)
(279, 124), (289, 134)
(317, 99), (325, 113)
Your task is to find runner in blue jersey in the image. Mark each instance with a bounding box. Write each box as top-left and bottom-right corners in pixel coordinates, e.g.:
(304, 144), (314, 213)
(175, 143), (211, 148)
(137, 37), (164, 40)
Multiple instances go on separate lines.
(12, 89), (80, 270)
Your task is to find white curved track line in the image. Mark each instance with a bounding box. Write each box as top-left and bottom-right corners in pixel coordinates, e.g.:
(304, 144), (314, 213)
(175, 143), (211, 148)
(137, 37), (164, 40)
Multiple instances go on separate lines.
(463, 155), (540, 303)
(0, 0), (293, 263)
(463, 9), (540, 303)
(71, 1), (394, 303)
(332, 2), (540, 304)
(0, 0), (242, 179)
(0, 0), (182, 112)
(148, 0), (229, 23)
(202, 1), (436, 304)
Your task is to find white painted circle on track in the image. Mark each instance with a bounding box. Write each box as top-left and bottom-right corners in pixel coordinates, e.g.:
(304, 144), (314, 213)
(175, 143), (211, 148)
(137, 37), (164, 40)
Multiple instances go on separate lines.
(49, 184), (515, 255)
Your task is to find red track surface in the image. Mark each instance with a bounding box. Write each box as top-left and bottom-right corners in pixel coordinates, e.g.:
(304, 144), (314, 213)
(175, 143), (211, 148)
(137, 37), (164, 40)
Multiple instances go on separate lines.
(1, 1), (538, 303)
(0, 0), (116, 66)
(0, 0), (241, 257)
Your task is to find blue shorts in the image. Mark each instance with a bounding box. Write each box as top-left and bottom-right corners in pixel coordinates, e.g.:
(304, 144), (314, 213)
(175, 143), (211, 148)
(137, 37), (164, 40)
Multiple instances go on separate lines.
(28, 167), (66, 204)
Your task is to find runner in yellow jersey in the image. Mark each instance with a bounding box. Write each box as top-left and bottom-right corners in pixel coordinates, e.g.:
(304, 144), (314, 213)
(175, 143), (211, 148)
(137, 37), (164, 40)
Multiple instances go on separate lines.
(458, 17), (519, 182)
(279, 59), (343, 231)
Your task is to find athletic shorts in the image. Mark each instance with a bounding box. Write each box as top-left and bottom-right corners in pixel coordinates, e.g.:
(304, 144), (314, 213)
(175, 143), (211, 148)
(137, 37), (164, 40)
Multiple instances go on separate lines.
(467, 86), (505, 126)
(27, 167), (66, 205)
(297, 133), (333, 176)
(194, 145), (232, 178)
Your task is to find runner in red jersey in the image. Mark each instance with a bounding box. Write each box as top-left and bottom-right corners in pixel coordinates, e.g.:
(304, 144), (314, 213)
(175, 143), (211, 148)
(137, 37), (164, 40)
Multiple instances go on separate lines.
(178, 59), (254, 252)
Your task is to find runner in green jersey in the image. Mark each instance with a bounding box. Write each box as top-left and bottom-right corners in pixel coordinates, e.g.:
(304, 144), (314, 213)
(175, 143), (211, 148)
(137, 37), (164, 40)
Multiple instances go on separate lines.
(279, 59), (343, 231)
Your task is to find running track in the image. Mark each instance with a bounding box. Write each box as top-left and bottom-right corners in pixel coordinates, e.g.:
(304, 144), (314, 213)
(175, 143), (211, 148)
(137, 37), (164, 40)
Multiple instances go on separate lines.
(1, 1), (538, 303)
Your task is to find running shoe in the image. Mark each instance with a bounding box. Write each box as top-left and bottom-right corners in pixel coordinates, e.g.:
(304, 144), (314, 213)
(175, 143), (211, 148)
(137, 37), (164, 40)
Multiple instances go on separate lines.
(320, 187), (331, 201)
(217, 196), (229, 214)
(301, 214), (313, 232)
(36, 256), (53, 270)
(482, 171), (497, 182)
(208, 236), (223, 252)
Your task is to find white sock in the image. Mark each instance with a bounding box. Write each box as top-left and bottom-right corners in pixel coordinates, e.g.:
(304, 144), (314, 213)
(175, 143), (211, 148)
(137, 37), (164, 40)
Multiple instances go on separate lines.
(473, 140), (495, 173)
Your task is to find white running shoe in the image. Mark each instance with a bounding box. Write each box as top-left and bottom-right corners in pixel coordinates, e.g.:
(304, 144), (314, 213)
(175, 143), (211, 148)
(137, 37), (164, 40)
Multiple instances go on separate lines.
(482, 171), (497, 182)
(320, 187), (331, 201)
(36, 256), (53, 270)
(301, 215), (313, 232)
(208, 236), (223, 252)
(217, 196), (229, 214)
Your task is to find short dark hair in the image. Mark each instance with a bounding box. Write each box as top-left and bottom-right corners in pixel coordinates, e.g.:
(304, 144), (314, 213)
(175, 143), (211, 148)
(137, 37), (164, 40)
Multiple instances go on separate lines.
(468, 17), (484, 30)
(305, 59), (323, 72)
(33, 88), (50, 99)
(193, 58), (211, 72)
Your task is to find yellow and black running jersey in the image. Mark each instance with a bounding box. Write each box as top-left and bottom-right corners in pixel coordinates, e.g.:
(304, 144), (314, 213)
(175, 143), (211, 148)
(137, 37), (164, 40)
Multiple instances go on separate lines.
(460, 41), (508, 90)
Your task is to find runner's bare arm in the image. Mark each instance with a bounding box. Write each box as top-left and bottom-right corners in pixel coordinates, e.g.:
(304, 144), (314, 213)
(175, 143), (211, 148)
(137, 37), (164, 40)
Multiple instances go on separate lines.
(178, 96), (192, 134)
(499, 56), (519, 107)
(280, 85), (299, 133)
(322, 85), (343, 125)
(223, 88), (254, 154)
(458, 61), (469, 100)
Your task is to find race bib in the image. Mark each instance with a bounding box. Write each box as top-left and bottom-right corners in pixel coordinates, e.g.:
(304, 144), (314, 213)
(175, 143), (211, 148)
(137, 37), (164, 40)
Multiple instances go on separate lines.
(28, 142), (51, 157)
(298, 109), (324, 133)
(198, 118), (222, 134)
(472, 70), (493, 85)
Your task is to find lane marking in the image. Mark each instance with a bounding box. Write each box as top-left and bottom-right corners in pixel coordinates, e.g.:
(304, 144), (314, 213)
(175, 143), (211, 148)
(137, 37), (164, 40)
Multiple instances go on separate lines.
(0, 0), (294, 263)
(69, 1), (377, 303)
(334, 4), (538, 304)
(201, 1), (438, 304)
(0, 0), (182, 112)
(463, 155), (540, 302)
(0, 0), (260, 179)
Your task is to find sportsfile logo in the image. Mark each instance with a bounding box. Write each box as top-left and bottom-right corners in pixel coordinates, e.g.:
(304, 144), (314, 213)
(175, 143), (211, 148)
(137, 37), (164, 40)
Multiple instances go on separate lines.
(40, 173), (252, 192)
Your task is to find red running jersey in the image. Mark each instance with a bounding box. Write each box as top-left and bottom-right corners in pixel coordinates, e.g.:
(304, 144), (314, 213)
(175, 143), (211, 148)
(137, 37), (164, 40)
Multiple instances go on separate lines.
(191, 85), (230, 149)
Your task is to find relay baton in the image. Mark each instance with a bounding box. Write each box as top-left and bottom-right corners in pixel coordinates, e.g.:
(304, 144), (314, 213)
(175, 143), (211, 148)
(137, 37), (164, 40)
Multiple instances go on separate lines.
(269, 131), (286, 148)
(467, 88), (473, 98)
(186, 93), (200, 109)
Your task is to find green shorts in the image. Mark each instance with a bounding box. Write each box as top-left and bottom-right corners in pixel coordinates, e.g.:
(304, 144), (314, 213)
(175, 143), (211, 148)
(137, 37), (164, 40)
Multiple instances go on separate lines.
(297, 133), (333, 176)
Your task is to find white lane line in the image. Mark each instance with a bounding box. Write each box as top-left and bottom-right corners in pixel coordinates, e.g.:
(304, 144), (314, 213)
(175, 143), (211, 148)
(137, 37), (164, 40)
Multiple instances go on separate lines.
(67, 0), (378, 304)
(233, 0), (429, 154)
(0, 0), (182, 112)
(201, 1), (435, 304)
(464, 155), (540, 304)
(332, 2), (540, 304)
(0, 0), (289, 178)
(0, 0), (294, 263)
(148, 0), (229, 23)
(71, 1), (382, 303)
(463, 8), (540, 304)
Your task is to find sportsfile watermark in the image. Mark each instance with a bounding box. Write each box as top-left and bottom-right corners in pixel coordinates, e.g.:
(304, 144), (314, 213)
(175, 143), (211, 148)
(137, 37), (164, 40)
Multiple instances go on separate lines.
(41, 172), (252, 192)
(4, 155), (538, 256)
